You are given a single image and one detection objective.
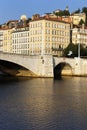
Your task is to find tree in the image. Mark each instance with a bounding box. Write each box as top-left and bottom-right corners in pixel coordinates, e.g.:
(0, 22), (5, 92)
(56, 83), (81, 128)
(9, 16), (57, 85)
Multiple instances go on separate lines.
(54, 10), (70, 17)
(82, 7), (87, 14)
(26, 18), (32, 24)
(63, 10), (70, 16)
(63, 43), (87, 58)
(74, 8), (81, 14)
(54, 11), (63, 17)
(82, 7), (87, 25)
(63, 43), (77, 57)
(79, 19), (85, 25)
(80, 46), (87, 56)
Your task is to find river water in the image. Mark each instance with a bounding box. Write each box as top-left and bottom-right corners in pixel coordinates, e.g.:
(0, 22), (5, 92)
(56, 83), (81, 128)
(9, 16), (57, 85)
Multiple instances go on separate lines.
(0, 76), (87, 130)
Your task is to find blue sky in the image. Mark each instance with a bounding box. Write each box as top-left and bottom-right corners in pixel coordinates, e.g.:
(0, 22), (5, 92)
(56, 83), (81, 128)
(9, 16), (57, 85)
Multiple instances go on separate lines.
(0, 0), (87, 24)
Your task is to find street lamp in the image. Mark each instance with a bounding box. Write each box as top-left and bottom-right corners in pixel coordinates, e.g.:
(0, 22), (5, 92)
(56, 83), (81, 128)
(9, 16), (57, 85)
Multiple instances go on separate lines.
(78, 42), (80, 58)
(78, 34), (80, 58)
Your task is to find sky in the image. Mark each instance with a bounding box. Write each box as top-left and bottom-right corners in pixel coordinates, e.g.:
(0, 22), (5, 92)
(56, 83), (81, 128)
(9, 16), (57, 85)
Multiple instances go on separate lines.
(0, 0), (87, 24)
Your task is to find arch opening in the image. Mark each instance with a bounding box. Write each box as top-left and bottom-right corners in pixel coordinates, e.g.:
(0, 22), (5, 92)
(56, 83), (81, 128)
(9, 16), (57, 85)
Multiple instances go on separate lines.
(54, 62), (72, 79)
(0, 60), (36, 77)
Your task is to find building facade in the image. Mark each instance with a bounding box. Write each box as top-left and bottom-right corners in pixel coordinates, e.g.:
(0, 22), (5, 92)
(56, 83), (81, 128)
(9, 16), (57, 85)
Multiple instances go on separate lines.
(0, 15), (30, 55)
(72, 26), (87, 48)
(12, 27), (29, 55)
(29, 17), (70, 56)
(0, 13), (87, 56)
(3, 28), (13, 53)
(0, 30), (3, 52)
(71, 13), (86, 25)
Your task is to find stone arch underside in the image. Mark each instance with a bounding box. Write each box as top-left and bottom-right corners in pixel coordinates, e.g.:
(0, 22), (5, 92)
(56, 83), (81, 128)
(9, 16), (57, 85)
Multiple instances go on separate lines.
(0, 60), (37, 77)
(54, 62), (73, 78)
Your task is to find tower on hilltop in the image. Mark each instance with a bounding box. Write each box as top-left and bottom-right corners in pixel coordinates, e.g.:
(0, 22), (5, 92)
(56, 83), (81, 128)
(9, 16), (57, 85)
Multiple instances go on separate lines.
(66, 6), (69, 11)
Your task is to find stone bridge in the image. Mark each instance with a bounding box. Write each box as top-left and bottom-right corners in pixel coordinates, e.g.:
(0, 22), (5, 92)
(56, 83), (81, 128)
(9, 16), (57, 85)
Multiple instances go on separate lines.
(53, 57), (87, 77)
(0, 52), (87, 77)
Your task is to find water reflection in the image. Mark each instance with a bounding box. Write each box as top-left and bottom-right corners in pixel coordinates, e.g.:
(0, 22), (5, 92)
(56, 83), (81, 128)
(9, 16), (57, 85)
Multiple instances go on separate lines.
(0, 76), (87, 130)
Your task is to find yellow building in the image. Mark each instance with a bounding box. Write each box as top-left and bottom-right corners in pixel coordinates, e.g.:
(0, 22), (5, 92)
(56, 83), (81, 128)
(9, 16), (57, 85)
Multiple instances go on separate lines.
(71, 13), (86, 25)
(29, 17), (70, 56)
(3, 28), (13, 53)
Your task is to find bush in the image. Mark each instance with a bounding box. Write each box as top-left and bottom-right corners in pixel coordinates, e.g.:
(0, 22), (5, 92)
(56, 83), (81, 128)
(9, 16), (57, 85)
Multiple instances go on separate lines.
(63, 43), (87, 57)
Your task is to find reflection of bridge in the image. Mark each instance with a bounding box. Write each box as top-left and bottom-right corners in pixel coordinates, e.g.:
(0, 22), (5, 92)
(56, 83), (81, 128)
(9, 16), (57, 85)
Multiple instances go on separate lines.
(0, 52), (87, 77)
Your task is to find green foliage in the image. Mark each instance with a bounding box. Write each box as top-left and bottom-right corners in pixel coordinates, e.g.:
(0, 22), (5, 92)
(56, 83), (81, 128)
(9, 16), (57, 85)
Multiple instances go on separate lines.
(63, 10), (70, 16)
(63, 43), (87, 57)
(26, 18), (32, 23)
(81, 47), (87, 56)
(74, 8), (81, 14)
(82, 7), (87, 14)
(54, 10), (70, 16)
(79, 19), (85, 25)
(54, 12), (63, 17)
(63, 43), (77, 57)
(82, 7), (87, 26)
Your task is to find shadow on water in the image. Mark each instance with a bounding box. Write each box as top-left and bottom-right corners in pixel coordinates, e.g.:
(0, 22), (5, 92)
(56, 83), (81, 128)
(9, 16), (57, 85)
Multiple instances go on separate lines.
(0, 75), (32, 85)
(0, 74), (66, 86)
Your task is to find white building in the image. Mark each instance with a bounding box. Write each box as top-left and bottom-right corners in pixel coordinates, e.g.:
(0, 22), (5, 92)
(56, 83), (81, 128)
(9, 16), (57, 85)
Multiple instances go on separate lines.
(12, 27), (29, 55)
(72, 26), (87, 48)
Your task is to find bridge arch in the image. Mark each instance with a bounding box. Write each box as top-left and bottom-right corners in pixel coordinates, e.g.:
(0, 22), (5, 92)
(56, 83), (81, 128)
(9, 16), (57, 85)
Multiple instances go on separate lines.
(0, 59), (36, 76)
(54, 62), (73, 78)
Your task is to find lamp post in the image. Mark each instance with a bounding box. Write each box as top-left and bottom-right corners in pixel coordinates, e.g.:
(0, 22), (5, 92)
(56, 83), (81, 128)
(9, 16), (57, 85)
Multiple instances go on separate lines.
(78, 33), (81, 58)
(78, 42), (80, 58)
